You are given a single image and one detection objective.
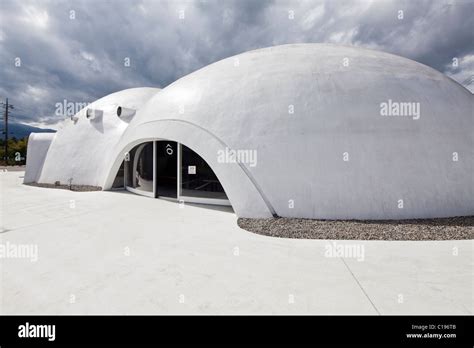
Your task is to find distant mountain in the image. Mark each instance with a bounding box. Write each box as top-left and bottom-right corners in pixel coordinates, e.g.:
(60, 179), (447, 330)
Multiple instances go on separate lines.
(1, 123), (56, 140)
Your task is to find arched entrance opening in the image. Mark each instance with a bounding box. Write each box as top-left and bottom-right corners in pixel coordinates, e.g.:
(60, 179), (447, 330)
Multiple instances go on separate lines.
(125, 142), (154, 195)
(119, 140), (230, 206)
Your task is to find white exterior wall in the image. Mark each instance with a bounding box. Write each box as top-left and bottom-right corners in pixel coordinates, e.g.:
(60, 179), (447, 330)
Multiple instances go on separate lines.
(24, 132), (56, 184)
(36, 87), (159, 187)
(27, 44), (474, 219)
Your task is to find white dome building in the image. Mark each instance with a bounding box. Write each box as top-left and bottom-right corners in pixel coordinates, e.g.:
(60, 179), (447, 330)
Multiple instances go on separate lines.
(25, 44), (474, 219)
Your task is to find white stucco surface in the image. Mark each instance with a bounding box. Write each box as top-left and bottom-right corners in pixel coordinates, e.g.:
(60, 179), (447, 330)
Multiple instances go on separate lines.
(24, 133), (55, 184)
(36, 87), (159, 187)
(1, 171), (472, 314)
(26, 44), (474, 219)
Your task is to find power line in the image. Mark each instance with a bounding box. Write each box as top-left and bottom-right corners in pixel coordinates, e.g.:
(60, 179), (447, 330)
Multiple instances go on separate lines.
(0, 98), (15, 163)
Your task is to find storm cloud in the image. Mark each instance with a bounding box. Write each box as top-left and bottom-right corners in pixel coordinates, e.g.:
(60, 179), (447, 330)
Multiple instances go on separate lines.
(0, 0), (473, 127)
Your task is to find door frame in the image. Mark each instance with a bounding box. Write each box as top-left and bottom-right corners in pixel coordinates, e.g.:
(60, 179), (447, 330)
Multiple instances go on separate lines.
(125, 140), (231, 206)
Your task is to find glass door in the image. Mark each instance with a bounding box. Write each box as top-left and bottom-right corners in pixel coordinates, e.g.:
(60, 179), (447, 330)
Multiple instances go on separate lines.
(155, 141), (178, 198)
(124, 140), (229, 206)
(179, 144), (230, 205)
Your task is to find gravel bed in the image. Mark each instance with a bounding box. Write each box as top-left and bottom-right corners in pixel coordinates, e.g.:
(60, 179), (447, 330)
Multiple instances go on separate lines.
(25, 182), (102, 192)
(238, 216), (474, 240)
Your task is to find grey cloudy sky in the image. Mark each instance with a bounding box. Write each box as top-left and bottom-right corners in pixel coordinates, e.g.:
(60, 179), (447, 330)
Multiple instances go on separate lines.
(0, 0), (473, 128)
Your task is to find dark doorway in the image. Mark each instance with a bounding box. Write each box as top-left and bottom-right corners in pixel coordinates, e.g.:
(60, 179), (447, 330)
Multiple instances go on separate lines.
(125, 142), (154, 194)
(155, 141), (177, 198)
(181, 144), (228, 200)
(112, 161), (125, 189)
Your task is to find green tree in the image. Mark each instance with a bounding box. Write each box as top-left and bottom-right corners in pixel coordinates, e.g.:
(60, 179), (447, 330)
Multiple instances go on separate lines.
(0, 137), (28, 165)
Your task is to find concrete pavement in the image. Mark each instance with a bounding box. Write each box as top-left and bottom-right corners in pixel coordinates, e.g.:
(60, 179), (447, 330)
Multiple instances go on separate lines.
(0, 171), (472, 314)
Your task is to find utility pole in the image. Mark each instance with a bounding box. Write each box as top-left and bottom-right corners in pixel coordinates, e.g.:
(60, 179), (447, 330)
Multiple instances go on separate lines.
(1, 98), (14, 164)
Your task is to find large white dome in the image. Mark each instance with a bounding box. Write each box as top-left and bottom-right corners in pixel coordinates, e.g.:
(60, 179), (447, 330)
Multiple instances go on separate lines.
(27, 44), (474, 219)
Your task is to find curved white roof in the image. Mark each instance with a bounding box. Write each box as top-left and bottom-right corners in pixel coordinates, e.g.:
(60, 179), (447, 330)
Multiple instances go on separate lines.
(30, 87), (160, 188)
(27, 44), (474, 219)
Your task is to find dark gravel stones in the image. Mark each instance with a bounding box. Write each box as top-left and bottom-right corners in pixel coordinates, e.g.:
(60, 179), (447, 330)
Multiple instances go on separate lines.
(25, 182), (102, 192)
(237, 216), (474, 240)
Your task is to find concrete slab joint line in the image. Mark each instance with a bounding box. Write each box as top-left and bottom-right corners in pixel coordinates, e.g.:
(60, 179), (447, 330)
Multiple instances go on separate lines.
(1, 171), (472, 314)
(341, 258), (381, 315)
